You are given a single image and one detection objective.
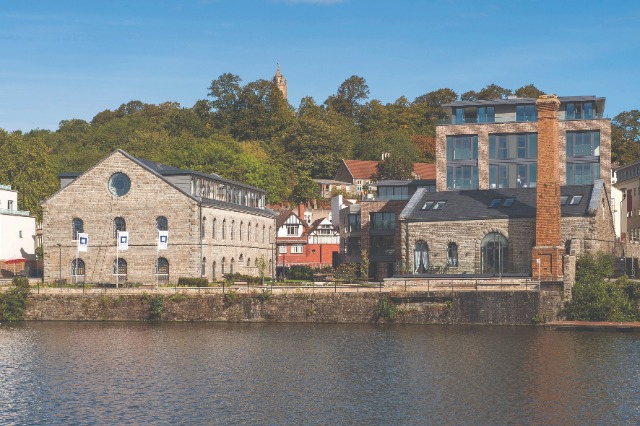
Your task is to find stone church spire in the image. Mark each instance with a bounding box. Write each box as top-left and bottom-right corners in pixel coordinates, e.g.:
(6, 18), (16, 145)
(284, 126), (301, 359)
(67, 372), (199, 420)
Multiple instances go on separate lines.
(273, 64), (287, 100)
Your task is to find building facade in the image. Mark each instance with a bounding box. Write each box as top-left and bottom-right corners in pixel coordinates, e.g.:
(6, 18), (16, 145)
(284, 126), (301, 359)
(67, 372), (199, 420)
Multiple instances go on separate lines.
(0, 184), (36, 277)
(42, 150), (277, 285)
(436, 96), (611, 194)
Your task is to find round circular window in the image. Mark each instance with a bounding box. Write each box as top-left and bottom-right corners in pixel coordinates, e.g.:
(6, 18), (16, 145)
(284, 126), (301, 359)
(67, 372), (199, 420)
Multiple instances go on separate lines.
(108, 172), (131, 197)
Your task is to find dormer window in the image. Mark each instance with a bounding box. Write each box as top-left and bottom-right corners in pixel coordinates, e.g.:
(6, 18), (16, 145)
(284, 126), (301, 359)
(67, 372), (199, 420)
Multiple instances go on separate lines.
(569, 195), (583, 205)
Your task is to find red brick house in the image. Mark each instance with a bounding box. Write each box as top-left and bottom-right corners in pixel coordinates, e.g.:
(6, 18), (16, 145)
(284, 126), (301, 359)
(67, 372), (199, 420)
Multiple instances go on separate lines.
(274, 204), (339, 270)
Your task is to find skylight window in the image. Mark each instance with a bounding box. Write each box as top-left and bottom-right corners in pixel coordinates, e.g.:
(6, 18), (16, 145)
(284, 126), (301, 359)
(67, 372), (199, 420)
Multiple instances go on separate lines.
(432, 201), (447, 210)
(569, 195), (583, 205)
(421, 201), (434, 211)
(489, 198), (502, 208)
(503, 198), (515, 207)
(560, 195), (569, 206)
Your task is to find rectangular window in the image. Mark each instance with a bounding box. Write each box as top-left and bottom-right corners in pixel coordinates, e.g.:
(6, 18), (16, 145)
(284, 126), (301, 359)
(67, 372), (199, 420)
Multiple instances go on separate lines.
(454, 106), (494, 124)
(447, 165), (479, 190)
(516, 105), (537, 122)
(370, 212), (396, 230)
(348, 214), (361, 232)
(567, 163), (600, 185)
(566, 131), (600, 157)
(370, 235), (395, 256)
(490, 164), (537, 189)
(446, 135), (478, 161)
(566, 102), (594, 120)
(8, 200), (13, 210)
(286, 225), (297, 236)
(346, 237), (361, 256)
(489, 134), (537, 160)
(278, 245), (287, 254)
(291, 245), (303, 254)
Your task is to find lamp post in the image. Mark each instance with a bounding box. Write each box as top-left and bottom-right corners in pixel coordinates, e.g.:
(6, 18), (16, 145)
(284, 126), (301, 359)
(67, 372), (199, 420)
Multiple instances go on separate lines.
(56, 243), (62, 290)
(536, 258), (541, 291)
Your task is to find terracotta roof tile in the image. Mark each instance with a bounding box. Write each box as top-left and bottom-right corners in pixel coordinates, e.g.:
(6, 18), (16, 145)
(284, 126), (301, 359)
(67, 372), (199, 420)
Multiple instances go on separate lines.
(412, 163), (436, 179)
(343, 160), (379, 180)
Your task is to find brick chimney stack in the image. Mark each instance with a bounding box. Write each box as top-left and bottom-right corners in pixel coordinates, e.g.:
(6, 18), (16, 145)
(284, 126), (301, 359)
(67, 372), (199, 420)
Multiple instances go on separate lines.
(298, 203), (305, 223)
(532, 94), (564, 281)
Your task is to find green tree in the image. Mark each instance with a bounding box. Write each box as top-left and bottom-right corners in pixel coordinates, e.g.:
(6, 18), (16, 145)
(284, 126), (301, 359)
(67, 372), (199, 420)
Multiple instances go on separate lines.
(0, 130), (57, 220)
(515, 84), (545, 98)
(612, 110), (640, 165)
(324, 75), (369, 122)
(290, 171), (318, 204)
(373, 152), (415, 181)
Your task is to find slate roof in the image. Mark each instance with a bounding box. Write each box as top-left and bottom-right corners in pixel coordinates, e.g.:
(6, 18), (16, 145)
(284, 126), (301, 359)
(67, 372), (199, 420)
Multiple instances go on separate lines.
(400, 182), (603, 222)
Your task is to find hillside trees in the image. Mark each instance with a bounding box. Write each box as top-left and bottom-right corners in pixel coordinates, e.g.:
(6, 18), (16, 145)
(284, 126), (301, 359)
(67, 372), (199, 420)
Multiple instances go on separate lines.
(0, 130), (57, 219)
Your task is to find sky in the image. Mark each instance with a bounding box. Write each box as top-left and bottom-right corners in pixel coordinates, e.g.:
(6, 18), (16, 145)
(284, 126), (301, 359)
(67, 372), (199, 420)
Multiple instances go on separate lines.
(1, 0), (639, 132)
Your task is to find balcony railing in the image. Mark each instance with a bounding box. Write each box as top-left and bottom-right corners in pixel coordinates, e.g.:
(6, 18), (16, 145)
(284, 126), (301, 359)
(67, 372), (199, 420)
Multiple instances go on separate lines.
(439, 112), (606, 125)
(0, 208), (30, 216)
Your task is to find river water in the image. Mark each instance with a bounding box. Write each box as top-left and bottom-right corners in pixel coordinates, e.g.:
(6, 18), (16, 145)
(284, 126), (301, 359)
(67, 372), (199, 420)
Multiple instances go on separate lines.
(1, 322), (638, 425)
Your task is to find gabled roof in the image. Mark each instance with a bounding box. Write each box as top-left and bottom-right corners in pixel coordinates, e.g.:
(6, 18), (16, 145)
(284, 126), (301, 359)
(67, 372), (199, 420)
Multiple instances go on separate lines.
(343, 160), (379, 180)
(274, 208), (307, 229)
(342, 159), (436, 180)
(400, 182), (602, 222)
(307, 217), (337, 234)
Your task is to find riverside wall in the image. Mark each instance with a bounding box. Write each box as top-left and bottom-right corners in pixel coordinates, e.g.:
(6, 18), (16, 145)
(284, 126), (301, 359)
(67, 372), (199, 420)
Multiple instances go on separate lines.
(22, 290), (544, 325)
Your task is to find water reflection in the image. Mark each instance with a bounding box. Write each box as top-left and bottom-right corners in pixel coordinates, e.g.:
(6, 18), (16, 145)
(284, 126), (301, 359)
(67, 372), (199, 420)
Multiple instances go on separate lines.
(0, 323), (638, 424)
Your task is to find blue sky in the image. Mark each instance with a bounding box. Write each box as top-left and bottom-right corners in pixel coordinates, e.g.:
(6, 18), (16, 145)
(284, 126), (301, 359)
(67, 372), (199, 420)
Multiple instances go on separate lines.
(1, 0), (639, 132)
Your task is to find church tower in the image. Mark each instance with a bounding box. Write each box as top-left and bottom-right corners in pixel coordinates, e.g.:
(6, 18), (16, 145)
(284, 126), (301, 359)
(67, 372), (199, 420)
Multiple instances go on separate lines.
(273, 64), (287, 100)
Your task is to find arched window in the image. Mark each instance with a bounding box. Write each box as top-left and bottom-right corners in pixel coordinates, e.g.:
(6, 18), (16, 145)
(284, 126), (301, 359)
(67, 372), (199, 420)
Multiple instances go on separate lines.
(256, 223), (259, 243)
(247, 258), (251, 268)
(263, 225), (266, 243)
(156, 216), (168, 231)
(231, 258), (235, 275)
(114, 217), (126, 238)
(201, 217), (206, 239)
(157, 257), (169, 283)
(212, 261), (217, 281)
(240, 221), (244, 241)
(414, 241), (429, 274)
(481, 232), (508, 274)
(71, 258), (85, 283)
(239, 254), (244, 263)
(231, 220), (235, 240)
(212, 218), (217, 239)
(565, 239), (572, 255)
(201, 257), (206, 276)
(221, 257), (226, 276)
(113, 258), (127, 279)
(247, 222), (251, 242)
(222, 219), (226, 240)
(72, 218), (84, 240)
(447, 243), (458, 267)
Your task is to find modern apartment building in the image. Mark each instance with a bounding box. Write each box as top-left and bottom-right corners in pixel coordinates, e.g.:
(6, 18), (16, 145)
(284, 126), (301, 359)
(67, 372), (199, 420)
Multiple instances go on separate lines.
(436, 96), (611, 193)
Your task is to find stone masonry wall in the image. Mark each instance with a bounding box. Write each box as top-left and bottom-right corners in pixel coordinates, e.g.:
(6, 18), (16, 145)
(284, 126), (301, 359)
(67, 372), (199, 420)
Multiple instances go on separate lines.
(23, 291), (541, 325)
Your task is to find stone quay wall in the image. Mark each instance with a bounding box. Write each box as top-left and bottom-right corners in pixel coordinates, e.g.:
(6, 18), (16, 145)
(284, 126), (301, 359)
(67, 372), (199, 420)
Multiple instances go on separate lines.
(22, 290), (542, 325)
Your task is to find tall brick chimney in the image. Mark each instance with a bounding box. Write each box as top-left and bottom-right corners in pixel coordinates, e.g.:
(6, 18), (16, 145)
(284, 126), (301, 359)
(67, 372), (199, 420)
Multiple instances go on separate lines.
(532, 95), (563, 281)
(298, 203), (305, 223)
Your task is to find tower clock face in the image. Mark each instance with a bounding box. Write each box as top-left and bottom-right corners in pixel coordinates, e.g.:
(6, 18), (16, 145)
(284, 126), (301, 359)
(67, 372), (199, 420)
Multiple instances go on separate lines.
(108, 172), (131, 197)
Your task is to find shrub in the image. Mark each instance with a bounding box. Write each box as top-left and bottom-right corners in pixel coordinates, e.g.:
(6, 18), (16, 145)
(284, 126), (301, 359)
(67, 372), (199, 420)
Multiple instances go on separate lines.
(223, 273), (261, 284)
(374, 297), (397, 321)
(177, 277), (209, 287)
(287, 265), (314, 281)
(564, 252), (640, 322)
(148, 295), (164, 320)
(0, 278), (31, 321)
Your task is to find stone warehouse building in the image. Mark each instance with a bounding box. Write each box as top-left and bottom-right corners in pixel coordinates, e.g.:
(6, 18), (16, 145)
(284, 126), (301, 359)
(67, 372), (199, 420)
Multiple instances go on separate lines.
(398, 181), (616, 276)
(42, 150), (277, 284)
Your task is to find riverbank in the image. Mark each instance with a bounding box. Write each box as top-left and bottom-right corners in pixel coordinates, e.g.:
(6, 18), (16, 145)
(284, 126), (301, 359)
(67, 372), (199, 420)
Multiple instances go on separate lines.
(19, 289), (545, 324)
